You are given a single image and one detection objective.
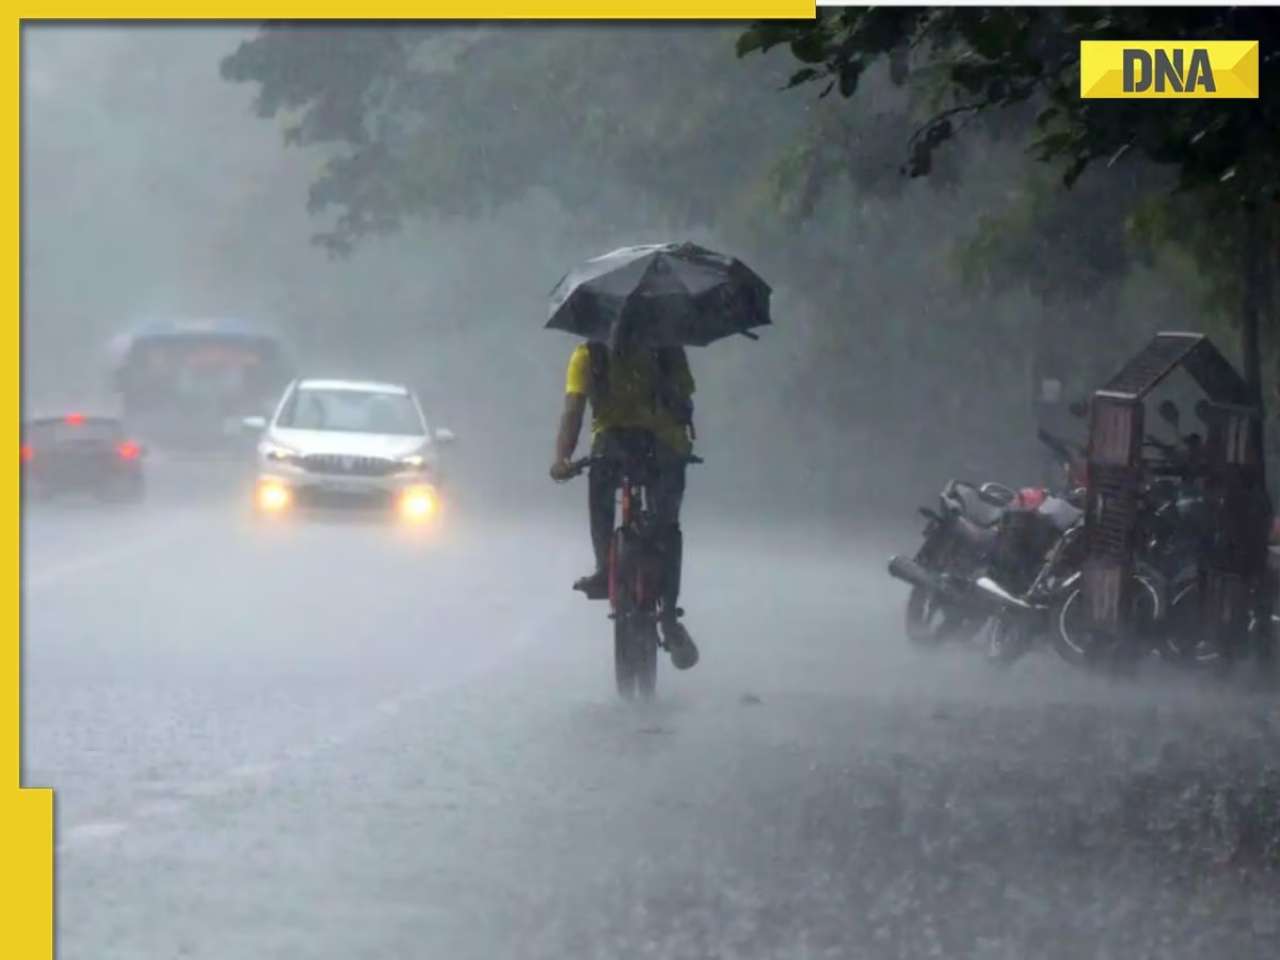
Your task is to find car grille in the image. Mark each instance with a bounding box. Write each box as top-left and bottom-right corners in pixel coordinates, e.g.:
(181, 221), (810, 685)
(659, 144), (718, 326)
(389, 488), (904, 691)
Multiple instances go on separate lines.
(295, 487), (392, 510)
(300, 454), (397, 477)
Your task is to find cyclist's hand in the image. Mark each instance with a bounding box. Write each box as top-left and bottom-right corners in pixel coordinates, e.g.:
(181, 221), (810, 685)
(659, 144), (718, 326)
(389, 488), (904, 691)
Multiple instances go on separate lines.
(550, 459), (574, 483)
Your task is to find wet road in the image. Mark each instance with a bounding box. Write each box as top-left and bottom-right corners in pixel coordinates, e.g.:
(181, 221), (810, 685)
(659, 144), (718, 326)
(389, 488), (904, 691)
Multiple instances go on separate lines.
(23, 470), (1280, 959)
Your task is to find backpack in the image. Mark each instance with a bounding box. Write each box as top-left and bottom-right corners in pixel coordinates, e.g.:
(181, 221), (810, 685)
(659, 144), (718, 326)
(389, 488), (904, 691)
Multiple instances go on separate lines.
(586, 342), (694, 429)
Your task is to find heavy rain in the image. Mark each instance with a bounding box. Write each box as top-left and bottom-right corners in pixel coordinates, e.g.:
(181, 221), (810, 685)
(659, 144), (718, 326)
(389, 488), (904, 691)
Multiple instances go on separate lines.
(20, 15), (1280, 959)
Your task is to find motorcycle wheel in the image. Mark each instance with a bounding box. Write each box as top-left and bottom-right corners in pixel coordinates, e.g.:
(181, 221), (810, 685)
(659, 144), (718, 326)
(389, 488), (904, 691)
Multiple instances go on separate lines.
(905, 586), (971, 648)
(1052, 569), (1160, 669)
(984, 615), (1032, 668)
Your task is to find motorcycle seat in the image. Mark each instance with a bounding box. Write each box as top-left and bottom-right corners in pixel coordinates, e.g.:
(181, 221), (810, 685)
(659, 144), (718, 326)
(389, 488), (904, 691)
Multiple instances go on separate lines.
(952, 486), (1006, 528)
(954, 515), (1001, 549)
(1037, 496), (1084, 532)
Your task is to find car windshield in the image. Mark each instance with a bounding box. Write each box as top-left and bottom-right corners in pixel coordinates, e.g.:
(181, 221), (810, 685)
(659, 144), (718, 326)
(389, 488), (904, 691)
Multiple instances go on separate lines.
(277, 388), (424, 436)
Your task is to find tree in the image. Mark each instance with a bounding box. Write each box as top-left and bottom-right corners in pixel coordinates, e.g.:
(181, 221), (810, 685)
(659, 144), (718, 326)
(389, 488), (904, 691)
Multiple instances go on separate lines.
(221, 24), (815, 254)
(219, 23), (1225, 506)
(738, 9), (1280, 415)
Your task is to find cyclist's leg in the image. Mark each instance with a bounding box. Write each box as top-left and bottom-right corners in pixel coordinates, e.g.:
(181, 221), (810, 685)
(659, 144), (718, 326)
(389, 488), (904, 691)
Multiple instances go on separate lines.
(650, 442), (687, 615)
(651, 441), (696, 667)
(582, 432), (620, 590)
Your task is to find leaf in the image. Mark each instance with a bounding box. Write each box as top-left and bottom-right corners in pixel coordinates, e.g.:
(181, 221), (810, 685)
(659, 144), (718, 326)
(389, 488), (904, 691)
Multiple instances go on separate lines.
(1062, 155), (1090, 189)
(838, 62), (864, 97)
(907, 139), (933, 177)
(735, 26), (776, 58)
(786, 67), (821, 88)
(791, 31), (829, 65)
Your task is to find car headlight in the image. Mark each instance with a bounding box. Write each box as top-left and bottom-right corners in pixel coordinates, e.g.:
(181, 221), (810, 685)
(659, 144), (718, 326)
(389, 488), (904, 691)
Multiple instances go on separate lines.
(398, 454), (431, 472)
(256, 479), (291, 513)
(261, 443), (302, 463)
(399, 484), (438, 522)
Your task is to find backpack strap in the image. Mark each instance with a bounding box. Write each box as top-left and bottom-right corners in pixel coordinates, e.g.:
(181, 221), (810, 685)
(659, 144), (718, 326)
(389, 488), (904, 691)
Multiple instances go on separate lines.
(655, 346), (694, 428)
(586, 341), (609, 408)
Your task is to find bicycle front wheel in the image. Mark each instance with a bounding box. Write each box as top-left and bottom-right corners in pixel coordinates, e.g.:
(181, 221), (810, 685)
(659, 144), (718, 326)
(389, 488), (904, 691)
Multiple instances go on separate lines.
(614, 617), (637, 699)
(629, 618), (658, 700)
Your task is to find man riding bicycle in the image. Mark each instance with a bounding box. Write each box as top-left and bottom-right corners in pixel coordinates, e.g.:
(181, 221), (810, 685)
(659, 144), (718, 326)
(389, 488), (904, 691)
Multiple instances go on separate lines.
(550, 339), (700, 670)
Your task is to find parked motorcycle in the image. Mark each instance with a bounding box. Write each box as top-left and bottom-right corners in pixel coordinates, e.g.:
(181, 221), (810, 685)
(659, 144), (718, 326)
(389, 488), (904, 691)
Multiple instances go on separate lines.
(888, 429), (1085, 653)
(888, 477), (1017, 649)
(969, 431), (1093, 666)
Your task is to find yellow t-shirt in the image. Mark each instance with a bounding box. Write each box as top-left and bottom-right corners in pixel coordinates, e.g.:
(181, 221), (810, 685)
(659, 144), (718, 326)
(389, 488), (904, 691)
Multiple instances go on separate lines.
(565, 344), (695, 454)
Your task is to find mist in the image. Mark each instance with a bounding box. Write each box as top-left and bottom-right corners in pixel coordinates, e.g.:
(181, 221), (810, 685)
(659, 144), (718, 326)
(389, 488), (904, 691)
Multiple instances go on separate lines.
(24, 24), (1212, 519)
(20, 21), (1279, 960)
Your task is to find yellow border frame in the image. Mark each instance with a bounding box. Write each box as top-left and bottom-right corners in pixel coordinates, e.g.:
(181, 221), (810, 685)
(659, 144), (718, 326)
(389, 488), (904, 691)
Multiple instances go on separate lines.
(7, 9), (814, 956)
(8, 20), (55, 958)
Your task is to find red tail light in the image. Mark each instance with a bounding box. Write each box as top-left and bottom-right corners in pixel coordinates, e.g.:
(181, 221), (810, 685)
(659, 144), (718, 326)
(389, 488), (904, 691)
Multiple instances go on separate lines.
(65, 413), (85, 426)
(116, 441), (141, 461)
(19, 444), (33, 463)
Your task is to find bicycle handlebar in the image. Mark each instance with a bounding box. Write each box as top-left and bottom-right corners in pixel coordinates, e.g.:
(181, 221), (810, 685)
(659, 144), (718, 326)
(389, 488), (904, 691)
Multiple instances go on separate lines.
(563, 453), (704, 479)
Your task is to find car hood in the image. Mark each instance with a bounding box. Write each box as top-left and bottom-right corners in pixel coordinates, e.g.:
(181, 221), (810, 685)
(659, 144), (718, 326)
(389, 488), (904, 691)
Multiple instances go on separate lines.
(269, 428), (433, 460)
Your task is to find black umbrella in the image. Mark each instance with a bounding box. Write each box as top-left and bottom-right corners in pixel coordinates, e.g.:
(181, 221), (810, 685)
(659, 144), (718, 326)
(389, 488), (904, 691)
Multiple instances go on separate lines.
(546, 242), (772, 348)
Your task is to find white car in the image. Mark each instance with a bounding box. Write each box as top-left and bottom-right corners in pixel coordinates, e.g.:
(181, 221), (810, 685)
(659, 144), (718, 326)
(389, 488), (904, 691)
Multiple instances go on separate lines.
(245, 378), (454, 522)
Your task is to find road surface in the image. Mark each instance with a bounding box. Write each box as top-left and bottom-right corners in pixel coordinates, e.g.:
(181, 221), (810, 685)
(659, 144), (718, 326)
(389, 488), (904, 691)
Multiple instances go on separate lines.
(23, 466), (1280, 959)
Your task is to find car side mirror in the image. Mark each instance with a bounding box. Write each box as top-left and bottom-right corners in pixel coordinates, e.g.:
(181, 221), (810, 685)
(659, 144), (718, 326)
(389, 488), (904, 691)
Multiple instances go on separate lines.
(242, 415), (267, 433)
(433, 427), (456, 445)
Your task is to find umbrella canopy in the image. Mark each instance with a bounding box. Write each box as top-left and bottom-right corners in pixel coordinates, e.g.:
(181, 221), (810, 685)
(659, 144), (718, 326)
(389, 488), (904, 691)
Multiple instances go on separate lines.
(546, 242), (772, 348)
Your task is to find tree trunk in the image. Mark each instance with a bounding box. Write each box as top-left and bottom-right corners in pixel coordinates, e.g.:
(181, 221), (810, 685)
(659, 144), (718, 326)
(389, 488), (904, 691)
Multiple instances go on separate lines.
(1243, 202), (1267, 492)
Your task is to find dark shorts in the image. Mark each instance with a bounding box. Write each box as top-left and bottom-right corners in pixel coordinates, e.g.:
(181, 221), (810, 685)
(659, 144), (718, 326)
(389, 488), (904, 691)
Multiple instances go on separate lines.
(589, 428), (687, 527)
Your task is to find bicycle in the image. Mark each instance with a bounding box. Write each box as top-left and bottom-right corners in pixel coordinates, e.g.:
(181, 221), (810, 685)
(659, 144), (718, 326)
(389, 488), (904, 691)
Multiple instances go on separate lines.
(564, 450), (702, 700)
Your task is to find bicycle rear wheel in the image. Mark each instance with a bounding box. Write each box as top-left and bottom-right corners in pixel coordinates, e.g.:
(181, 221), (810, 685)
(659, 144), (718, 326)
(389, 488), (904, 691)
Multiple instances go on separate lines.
(611, 530), (637, 699)
(611, 530), (658, 701)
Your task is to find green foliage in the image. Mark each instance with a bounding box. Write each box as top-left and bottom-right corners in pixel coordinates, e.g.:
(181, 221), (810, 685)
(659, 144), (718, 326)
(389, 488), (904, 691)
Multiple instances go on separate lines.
(219, 22), (1263, 492)
(740, 7), (1280, 422)
(222, 25), (814, 254)
(740, 9), (1280, 204)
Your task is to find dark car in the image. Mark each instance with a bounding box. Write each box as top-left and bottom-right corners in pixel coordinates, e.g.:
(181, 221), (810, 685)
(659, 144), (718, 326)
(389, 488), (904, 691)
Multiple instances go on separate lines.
(21, 414), (146, 503)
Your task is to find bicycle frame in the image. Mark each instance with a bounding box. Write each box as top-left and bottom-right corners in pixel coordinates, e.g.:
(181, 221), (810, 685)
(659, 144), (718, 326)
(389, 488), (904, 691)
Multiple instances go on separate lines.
(566, 448), (700, 699)
(610, 469), (662, 615)
(568, 448), (700, 619)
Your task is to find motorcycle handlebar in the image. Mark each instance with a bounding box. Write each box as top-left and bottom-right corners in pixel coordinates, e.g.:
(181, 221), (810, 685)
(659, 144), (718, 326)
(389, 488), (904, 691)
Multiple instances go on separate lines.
(1037, 428), (1083, 466)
